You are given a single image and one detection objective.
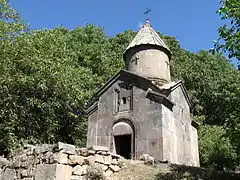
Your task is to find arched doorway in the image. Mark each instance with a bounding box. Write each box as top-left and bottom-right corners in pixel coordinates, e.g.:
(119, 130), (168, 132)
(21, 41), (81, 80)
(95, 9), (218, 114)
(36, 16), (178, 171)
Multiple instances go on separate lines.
(113, 120), (135, 159)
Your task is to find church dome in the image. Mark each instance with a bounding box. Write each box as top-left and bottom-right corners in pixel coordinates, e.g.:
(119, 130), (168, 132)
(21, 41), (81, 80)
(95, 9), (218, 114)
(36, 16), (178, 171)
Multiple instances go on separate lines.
(123, 21), (172, 85)
(123, 21), (171, 60)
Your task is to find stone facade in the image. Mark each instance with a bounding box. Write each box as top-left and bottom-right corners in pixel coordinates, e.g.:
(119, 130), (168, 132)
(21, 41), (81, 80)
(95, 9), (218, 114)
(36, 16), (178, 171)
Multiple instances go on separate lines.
(160, 83), (199, 165)
(0, 142), (124, 180)
(86, 21), (200, 166)
(86, 71), (199, 166)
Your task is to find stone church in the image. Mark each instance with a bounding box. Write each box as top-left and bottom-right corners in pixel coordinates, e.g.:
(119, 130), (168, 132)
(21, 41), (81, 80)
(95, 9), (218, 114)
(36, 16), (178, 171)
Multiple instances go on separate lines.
(85, 21), (199, 166)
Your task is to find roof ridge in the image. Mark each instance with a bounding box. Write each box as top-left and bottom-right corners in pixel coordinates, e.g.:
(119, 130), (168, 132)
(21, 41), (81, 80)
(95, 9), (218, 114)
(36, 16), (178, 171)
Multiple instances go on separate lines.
(149, 26), (168, 49)
(124, 24), (171, 55)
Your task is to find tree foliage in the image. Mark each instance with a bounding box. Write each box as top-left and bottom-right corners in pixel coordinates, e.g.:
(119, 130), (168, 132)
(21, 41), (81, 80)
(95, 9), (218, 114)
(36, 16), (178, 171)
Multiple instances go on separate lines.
(199, 125), (237, 170)
(214, 0), (240, 61)
(0, 0), (27, 40)
(0, 25), (125, 154)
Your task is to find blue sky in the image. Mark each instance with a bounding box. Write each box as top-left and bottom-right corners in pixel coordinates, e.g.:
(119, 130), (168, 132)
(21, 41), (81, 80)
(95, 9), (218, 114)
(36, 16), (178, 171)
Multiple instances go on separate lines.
(10, 0), (228, 57)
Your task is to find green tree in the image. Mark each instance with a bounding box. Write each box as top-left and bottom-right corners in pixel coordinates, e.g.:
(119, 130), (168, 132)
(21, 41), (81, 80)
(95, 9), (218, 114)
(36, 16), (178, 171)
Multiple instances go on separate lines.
(0, 25), (125, 155)
(0, 0), (27, 39)
(214, 0), (240, 61)
(199, 125), (237, 170)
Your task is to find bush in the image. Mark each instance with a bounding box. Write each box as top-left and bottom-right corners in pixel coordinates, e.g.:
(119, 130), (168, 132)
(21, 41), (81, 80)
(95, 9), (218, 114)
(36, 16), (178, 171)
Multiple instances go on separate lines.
(86, 164), (105, 180)
(199, 125), (237, 170)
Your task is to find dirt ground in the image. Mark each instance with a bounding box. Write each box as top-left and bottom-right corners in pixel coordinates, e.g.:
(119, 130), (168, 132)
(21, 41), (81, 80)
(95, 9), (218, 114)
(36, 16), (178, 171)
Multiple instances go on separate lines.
(110, 160), (240, 180)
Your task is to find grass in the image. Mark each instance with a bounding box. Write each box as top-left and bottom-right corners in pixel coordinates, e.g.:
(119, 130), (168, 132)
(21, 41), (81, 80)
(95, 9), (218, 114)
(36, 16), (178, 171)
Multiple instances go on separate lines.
(111, 160), (240, 180)
(111, 160), (169, 180)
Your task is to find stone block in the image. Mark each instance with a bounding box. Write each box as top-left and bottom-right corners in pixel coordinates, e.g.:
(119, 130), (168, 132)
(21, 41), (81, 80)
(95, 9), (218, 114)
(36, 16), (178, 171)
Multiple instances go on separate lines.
(73, 165), (87, 176)
(43, 151), (53, 163)
(55, 164), (72, 180)
(20, 161), (29, 168)
(19, 154), (27, 162)
(111, 158), (118, 165)
(76, 148), (88, 157)
(104, 169), (113, 177)
(139, 154), (155, 163)
(26, 167), (36, 177)
(10, 157), (21, 168)
(23, 155), (36, 168)
(0, 157), (9, 167)
(50, 152), (68, 164)
(87, 150), (95, 155)
(33, 147), (41, 155)
(97, 151), (107, 155)
(24, 144), (35, 156)
(35, 164), (72, 180)
(35, 164), (55, 180)
(68, 155), (84, 165)
(0, 168), (15, 180)
(26, 150), (34, 156)
(19, 169), (28, 177)
(139, 154), (148, 161)
(109, 165), (120, 172)
(95, 154), (104, 164)
(54, 142), (75, 155)
(104, 155), (112, 165)
(84, 156), (95, 165)
(34, 144), (54, 154)
(107, 152), (123, 159)
(88, 146), (109, 152)
(97, 163), (108, 171)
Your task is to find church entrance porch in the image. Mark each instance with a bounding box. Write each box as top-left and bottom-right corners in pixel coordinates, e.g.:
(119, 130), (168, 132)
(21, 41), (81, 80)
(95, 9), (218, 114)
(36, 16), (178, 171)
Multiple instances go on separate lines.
(113, 120), (135, 159)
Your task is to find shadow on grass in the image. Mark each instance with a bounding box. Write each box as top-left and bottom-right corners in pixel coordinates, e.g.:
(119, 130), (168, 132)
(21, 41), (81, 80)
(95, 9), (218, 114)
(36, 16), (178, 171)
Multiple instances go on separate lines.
(155, 164), (240, 180)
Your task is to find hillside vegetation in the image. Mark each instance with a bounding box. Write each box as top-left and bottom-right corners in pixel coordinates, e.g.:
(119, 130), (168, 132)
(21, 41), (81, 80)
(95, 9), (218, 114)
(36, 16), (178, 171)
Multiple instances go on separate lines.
(112, 160), (240, 180)
(0, 1), (239, 171)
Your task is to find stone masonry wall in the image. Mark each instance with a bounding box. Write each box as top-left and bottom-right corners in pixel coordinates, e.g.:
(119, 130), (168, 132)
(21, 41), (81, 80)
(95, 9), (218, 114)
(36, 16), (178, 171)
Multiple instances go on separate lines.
(0, 142), (124, 180)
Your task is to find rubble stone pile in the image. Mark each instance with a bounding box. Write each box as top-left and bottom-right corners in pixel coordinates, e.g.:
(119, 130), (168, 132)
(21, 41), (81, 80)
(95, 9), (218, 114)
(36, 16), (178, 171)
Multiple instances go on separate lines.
(0, 142), (124, 180)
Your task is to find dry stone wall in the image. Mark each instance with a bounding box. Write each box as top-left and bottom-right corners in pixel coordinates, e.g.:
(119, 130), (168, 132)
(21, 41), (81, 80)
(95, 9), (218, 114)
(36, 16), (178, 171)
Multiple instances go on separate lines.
(0, 142), (124, 180)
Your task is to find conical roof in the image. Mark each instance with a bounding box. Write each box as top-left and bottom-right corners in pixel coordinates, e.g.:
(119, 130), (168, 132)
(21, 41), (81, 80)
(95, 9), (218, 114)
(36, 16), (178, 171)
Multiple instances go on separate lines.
(124, 21), (171, 59)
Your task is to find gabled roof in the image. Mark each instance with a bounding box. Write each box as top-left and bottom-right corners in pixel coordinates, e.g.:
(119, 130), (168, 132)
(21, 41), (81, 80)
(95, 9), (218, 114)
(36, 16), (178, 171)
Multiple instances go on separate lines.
(85, 70), (161, 114)
(95, 69), (160, 97)
(85, 70), (191, 114)
(159, 80), (191, 108)
(124, 21), (171, 56)
(145, 88), (175, 111)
